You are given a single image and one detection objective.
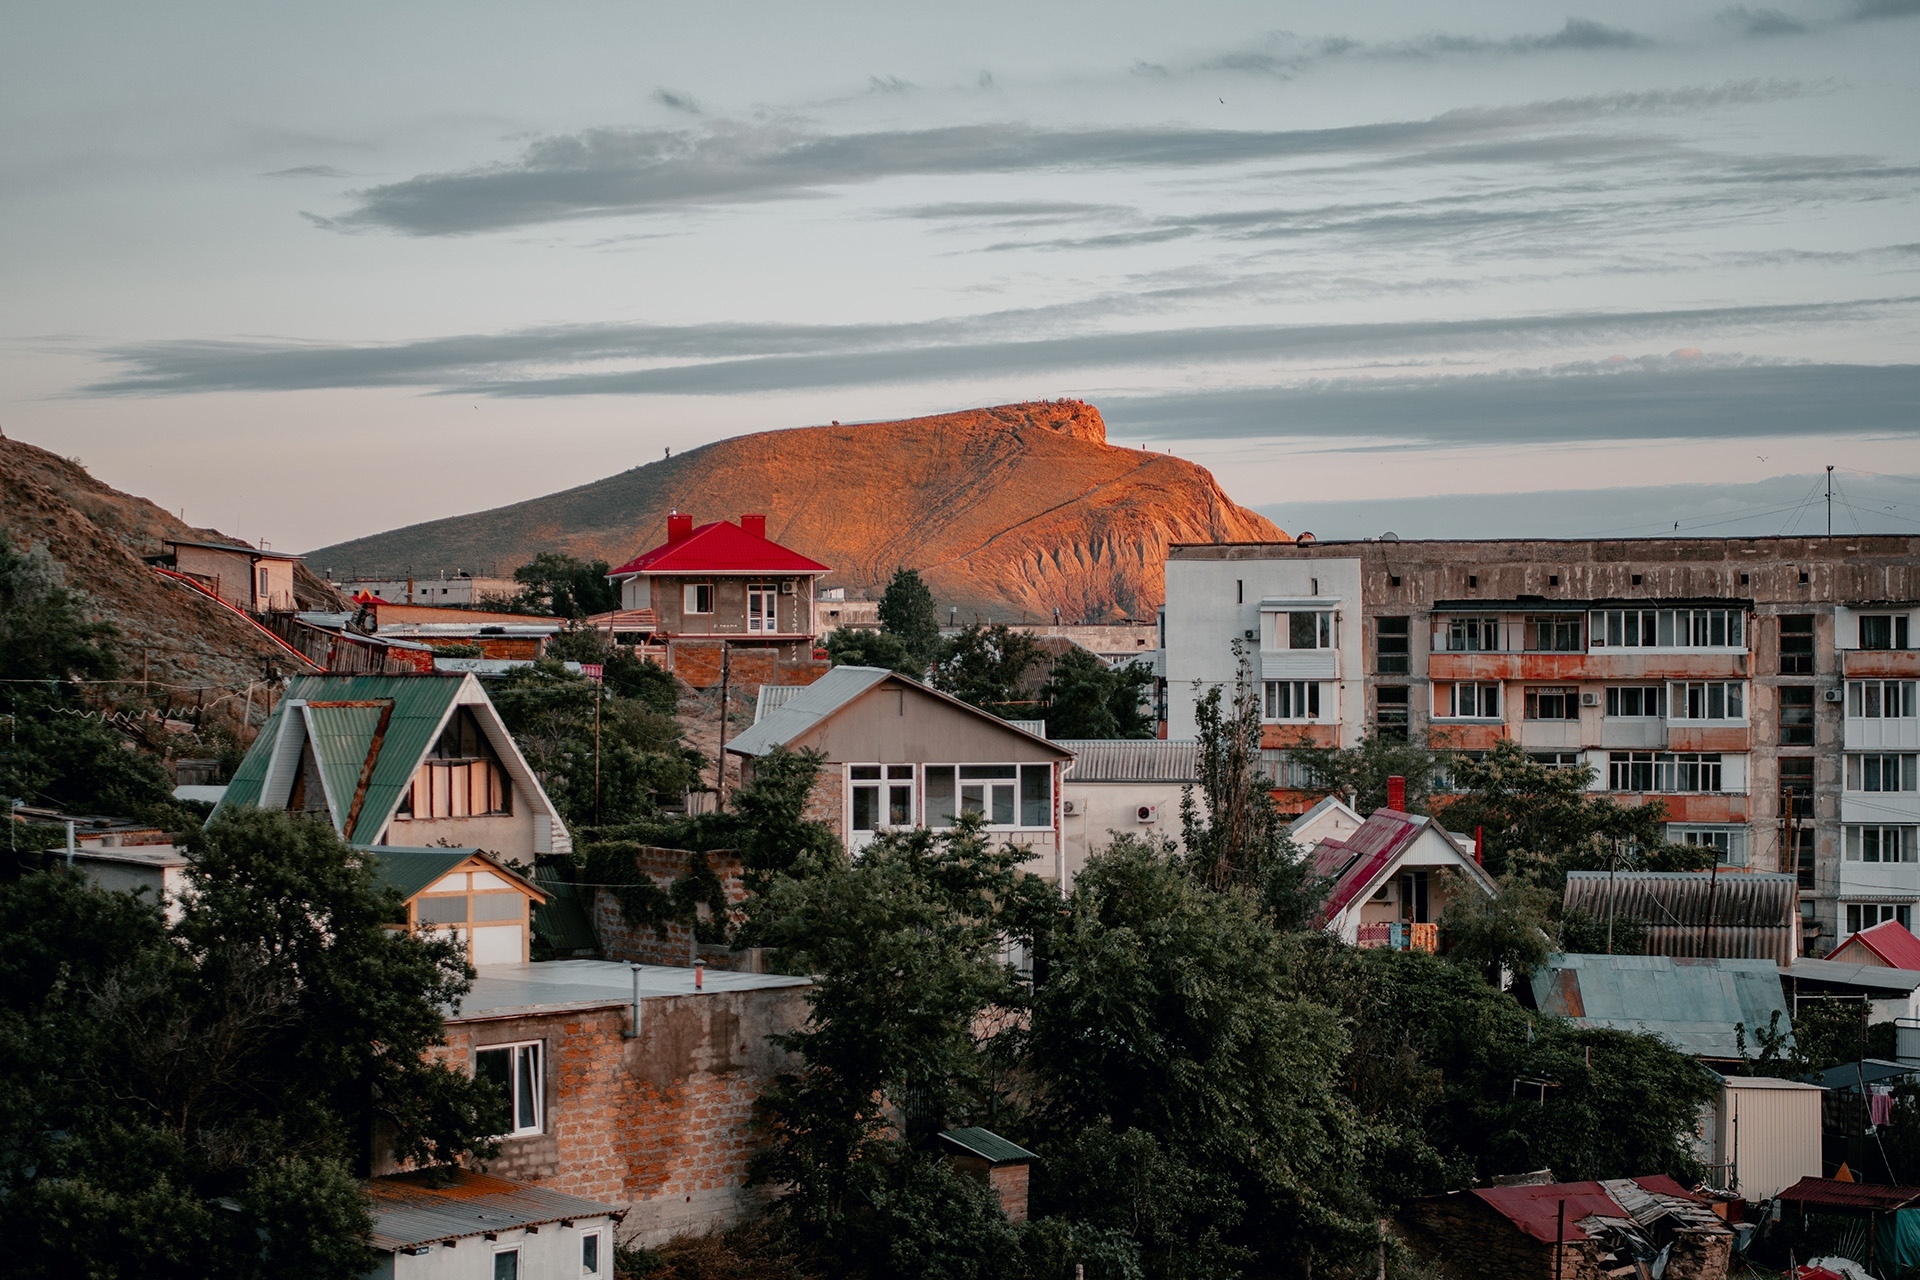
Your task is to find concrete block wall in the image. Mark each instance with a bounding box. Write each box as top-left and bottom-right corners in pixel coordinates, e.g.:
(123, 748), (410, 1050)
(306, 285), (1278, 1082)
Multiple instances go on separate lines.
(590, 846), (752, 970)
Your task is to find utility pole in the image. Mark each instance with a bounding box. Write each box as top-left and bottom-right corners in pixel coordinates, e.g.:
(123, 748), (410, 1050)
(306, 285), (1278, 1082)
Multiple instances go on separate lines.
(714, 641), (732, 811)
(592, 676), (602, 825)
(1827, 464), (1835, 538)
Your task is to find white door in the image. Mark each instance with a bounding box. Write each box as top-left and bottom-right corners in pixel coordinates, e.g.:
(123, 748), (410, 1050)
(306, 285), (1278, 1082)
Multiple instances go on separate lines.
(748, 584), (779, 633)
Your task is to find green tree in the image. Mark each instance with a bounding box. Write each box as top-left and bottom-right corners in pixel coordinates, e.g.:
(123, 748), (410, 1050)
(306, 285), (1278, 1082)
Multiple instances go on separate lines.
(1284, 730), (1448, 815)
(824, 625), (920, 677)
(0, 809), (501, 1278)
(877, 568), (941, 669)
(933, 624), (1043, 718)
(511, 553), (619, 619)
(544, 628), (678, 714)
(1439, 875), (1554, 980)
(1040, 648), (1153, 740)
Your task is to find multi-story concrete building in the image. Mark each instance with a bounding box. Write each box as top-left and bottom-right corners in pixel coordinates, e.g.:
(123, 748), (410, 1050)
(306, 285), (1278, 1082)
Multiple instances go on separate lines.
(1162, 536), (1920, 955)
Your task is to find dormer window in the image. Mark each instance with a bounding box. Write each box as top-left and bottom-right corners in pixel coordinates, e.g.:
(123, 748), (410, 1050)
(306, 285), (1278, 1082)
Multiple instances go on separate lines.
(397, 707), (512, 819)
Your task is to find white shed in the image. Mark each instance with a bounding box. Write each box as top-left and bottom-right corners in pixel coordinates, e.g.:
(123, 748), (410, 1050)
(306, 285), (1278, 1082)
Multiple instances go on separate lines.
(1699, 1076), (1824, 1200)
(364, 1169), (622, 1280)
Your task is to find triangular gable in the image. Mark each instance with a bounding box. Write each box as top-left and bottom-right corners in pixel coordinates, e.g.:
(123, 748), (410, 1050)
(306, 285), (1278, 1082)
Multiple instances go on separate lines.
(359, 846), (547, 905)
(726, 666), (1070, 760)
(1318, 811), (1497, 927)
(1828, 920), (1920, 969)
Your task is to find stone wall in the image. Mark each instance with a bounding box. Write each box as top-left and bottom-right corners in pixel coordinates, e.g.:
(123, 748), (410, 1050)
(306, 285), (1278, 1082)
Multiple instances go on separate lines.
(590, 845), (753, 970)
(668, 639), (829, 691)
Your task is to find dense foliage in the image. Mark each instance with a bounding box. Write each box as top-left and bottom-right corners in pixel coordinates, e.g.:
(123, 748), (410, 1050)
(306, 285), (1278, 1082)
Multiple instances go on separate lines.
(510, 552), (620, 618)
(0, 809), (499, 1279)
(877, 568), (943, 670)
(932, 623), (1043, 718)
(1038, 647), (1153, 740)
(824, 624), (920, 676)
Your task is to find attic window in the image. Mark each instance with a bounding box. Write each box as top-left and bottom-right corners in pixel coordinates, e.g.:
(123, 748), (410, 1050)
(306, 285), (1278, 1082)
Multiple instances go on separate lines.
(399, 708), (512, 819)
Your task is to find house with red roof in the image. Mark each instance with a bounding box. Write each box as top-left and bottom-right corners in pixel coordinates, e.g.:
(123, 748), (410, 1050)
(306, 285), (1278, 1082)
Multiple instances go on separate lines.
(1825, 918), (1920, 970)
(598, 513), (832, 687)
(1308, 803), (1496, 952)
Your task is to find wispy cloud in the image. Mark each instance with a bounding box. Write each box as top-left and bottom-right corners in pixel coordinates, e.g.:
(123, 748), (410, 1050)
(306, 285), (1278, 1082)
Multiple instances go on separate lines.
(263, 164), (348, 179)
(316, 82), (1804, 235)
(653, 89), (701, 115)
(1199, 17), (1653, 79)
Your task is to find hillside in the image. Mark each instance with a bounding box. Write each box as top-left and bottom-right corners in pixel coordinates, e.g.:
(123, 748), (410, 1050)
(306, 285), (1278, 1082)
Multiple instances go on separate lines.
(309, 401), (1286, 620)
(0, 430), (343, 696)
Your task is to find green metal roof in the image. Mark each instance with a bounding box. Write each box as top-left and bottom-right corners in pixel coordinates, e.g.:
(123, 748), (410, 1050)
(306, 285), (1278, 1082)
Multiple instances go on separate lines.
(220, 675), (466, 844)
(303, 701), (389, 832)
(938, 1127), (1038, 1165)
(1530, 953), (1792, 1060)
(530, 867), (600, 956)
(356, 845), (543, 903)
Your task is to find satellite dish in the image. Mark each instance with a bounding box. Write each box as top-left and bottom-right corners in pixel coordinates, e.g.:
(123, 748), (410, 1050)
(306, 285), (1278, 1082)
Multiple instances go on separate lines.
(1296, 531), (1316, 544)
(1381, 532), (1400, 541)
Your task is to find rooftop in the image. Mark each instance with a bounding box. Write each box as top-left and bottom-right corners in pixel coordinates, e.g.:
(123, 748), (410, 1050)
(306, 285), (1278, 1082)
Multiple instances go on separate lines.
(609, 516), (830, 578)
(1530, 953), (1792, 1060)
(939, 1127), (1038, 1165)
(452, 959), (808, 1021)
(1828, 919), (1920, 970)
(163, 537), (302, 561)
(367, 1169), (622, 1250)
(725, 665), (1066, 760)
(1775, 1177), (1920, 1212)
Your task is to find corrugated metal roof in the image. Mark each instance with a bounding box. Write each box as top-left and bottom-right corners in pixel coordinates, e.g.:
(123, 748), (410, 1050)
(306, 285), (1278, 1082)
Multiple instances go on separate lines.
(1530, 953), (1793, 1060)
(367, 1169), (623, 1249)
(1812, 1058), (1920, 1092)
(1007, 719), (1047, 738)
(530, 867), (599, 955)
(301, 702), (389, 831)
(1789, 959), (1920, 994)
(755, 683), (803, 722)
(1563, 871), (1799, 966)
(1061, 739), (1199, 782)
(726, 666), (1066, 759)
(1471, 1182), (1625, 1243)
(939, 1127), (1038, 1164)
(1776, 1177), (1920, 1211)
(356, 846), (545, 904)
(1828, 919), (1920, 969)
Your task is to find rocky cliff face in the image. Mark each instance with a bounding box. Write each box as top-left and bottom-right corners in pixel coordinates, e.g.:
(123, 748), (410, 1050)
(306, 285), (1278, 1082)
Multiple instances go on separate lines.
(309, 401), (1287, 620)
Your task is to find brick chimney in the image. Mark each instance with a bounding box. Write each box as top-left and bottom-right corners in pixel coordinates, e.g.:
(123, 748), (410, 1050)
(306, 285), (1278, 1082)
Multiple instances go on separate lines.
(667, 513), (693, 544)
(1387, 775), (1406, 812)
(740, 513), (767, 538)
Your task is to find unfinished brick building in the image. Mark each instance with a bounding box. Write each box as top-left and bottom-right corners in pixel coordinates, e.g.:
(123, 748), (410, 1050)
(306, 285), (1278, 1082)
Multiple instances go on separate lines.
(1163, 536), (1920, 955)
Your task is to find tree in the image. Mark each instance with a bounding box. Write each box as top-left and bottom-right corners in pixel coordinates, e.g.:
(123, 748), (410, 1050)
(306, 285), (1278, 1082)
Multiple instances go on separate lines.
(544, 628), (678, 714)
(1439, 875), (1554, 981)
(1040, 648), (1153, 740)
(1284, 731), (1449, 816)
(877, 569), (941, 669)
(933, 624), (1043, 719)
(825, 625), (920, 677)
(0, 808), (501, 1278)
(510, 553), (619, 619)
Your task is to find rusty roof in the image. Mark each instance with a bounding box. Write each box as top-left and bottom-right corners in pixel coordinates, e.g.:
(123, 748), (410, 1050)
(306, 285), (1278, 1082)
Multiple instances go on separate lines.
(366, 1169), (623, 1249)
(1775, 1177), (1920, 1212)
(1827, 919), (1920, 970)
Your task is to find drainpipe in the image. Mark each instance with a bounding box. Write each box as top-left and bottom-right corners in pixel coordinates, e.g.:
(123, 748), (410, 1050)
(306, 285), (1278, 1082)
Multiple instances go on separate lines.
(624, 963), (642, 1040)
(66, 820), (77, 868)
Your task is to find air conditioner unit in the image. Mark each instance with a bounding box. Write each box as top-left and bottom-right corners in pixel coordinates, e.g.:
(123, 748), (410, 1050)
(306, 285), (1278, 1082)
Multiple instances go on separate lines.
(1136, 803), (1159, 823)
(780, 581), (795, 594)
(1062, 798), (1085, 817)
(1581, 692), (1600, 707)
(1243, 629), (1257, 641)
(1824, 687), (1846, 703)
(1371, 882), (1395, 903)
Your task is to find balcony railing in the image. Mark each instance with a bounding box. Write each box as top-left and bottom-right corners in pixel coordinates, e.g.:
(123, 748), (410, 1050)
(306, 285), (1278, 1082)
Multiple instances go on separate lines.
(1356, 922), (1439, 953)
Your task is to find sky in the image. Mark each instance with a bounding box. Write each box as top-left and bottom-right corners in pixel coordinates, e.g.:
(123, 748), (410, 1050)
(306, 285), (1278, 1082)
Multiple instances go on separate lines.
(2, 1), (1917, 554)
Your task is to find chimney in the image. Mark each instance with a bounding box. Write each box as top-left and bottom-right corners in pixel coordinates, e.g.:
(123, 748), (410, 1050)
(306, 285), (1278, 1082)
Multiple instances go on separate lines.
(740, 513), (767, 539)
(1474, 826), (1484, 864)
(1387, 775), (1406, 812)
(667, 513), (693, 544)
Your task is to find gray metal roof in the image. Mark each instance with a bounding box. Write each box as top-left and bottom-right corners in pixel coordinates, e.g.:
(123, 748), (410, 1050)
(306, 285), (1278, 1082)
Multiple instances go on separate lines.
(1788, 958), (1920, 993)
(1061, 739), (1199, 783)
(1531, 953), (1792, 1061)
(1007, 719), (1048, 738)
(1563, 871), (1799, 967)
(725, 665), (894, 756)
(939, 1127), (1038, 1164)
(367, 1170), (621, 1249)
(452, 959), (808, 1022)
(755, 682), (804, 721)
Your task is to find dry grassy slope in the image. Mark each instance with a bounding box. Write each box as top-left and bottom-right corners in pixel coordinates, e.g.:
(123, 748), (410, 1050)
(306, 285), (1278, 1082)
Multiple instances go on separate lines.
(310, 401), (1287, 620)
(0, 431), (343, 694)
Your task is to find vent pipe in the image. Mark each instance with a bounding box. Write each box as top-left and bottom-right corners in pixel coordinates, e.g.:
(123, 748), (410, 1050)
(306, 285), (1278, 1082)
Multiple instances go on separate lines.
(625, 963), (642, 1040)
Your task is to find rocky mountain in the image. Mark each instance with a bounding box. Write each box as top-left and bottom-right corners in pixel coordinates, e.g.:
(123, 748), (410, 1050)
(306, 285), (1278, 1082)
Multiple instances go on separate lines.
(0, 430), (342, 694)
(309, 401), (1286, 620)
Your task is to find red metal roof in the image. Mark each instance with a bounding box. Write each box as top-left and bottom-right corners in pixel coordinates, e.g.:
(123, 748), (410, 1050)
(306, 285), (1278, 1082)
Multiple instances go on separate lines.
(1776, 1176), (1920, 1211)
(609, 518), (830, 577)
(1826, 919), (1920, 970)
(1316, 810), (1424, 921)
(1471, 1182), (1625, 1243)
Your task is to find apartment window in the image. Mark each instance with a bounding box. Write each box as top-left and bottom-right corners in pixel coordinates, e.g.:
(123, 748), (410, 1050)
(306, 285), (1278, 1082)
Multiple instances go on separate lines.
(922, 764), (1051, 829)
(1286, 611), (1335, 650)
(1531, 751), (1584, 769)
(683, 582), (714, 615)
(1263, 680), (1321, 721)
(1850, 681), (1920, 718)
(1525, 615), (1582, 652)
(1376, 687), (1409, 740)
(1779, 686), (1815, 745)
(1446, 617), (1500, 652)
(397, 707), (512, 819)
(1446, 682), (1501, 719)
(849, 764), (916, 832)
(1846, 753), (1920, 792)
(1859, 614), (1912, 651)
(747, 583), (779, 633)
(1670, 825), (1750, 867)
(582, 1231), (604, 1277)
(1669, 681), (1746, 722)
(1848, 903), (1913, 934)
(1781, 757), (1815, 889)
(1605, 685), (1665, 718)
(475, 1042), (543, 1137)
(1607, 751), (1722, 793)
(1780, 614), (1814, 674)
(1845, 825), (1918, 863)
(1524, 687), (1580, 721)
(1376, 616), (1410, 675)
(1590, 608), (1744, 649)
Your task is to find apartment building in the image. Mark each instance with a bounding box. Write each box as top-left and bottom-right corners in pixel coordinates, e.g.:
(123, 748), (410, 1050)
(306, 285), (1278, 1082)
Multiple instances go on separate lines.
(1162, 536), (1920, 955)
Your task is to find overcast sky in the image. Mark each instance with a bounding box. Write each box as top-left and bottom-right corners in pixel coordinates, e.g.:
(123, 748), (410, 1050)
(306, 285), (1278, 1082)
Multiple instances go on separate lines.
(3, 1), (1917, 552)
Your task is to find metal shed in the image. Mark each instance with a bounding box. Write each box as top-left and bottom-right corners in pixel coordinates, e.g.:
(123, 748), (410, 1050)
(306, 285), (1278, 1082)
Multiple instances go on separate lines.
(1699, 1076), (1824, 1201)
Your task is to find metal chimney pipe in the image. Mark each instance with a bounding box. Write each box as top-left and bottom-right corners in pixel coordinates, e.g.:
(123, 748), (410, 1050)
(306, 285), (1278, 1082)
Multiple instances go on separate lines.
(694, 960), (705, 991)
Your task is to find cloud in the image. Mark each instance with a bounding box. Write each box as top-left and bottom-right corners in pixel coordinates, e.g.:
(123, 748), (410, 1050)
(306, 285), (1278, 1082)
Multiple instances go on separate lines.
(1719, 6), (1810, 36)
(653, 89), (701, 115)
(867, 75), (915, 93)
(320, 82), (1805, 235)
(263, 164), (348, 179)
(83, 296), (1917, 398)
(1201, 17), (1652, 78)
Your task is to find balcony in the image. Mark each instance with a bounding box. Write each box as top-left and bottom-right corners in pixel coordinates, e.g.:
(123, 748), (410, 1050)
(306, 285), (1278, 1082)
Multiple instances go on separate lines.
(1837, 857), (1920, 900)
(1261, 649), (1338, 680)
(1668, 725), (1753, 752)
(1842, 650), (1920, 679)
(1845, 718), (1920, 751)
(1356, 921), (1439, 953)
(1842, 794), (1920, 825)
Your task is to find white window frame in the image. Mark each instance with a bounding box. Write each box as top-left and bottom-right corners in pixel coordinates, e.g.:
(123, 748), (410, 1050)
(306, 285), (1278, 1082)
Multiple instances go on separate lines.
(580, 1228), (605, 1277)
(1589, 607), (1745, 651)
(1846, 753), (1920, 793)
(1669, 824), (1749, 867)
(1609, 751), (1723, 793)
(492, 1244), (522, 1280)
(475, 1040), (544, 1137)
(1668, 681), (1747, 722)
(922, 763), (1053, 831)
(746, 582), (779, 634)
(1281, 610), (1336, 651)
(683, 582), (714, 615)
(1849, 681), (1919, 719)
(1441, 682), (1501, 719)
(1844, 825), (1919, 864)
(1847, 902), (1914, 935)
(1605, 685), (1665, 718)
(1858, 614), (1912, 652)
(848, 764), (916, 833)
(1263, 680), (1321, 722)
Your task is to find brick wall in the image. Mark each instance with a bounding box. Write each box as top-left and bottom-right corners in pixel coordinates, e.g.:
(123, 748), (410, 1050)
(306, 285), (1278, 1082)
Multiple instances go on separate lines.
(591, 846), (754, 970)
(1407, 1195), (1612, 1280)
(668, 640), (829, 690)
(434, 985), (809, 1244)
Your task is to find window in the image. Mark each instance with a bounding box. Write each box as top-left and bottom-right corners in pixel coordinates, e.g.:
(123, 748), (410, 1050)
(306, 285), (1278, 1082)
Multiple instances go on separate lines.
(1399, 870), (1430, 924)
(398, 707), (512, 819)
(1845, 825), (1918, 863)
(1376, 616), (1410, 675)
(1781, 757), (1815, 890)
(683, 582), (714, 615)
(1021, 764), (1051, 827)
(1669, 681), (1746, 721)
(1780, 614), (1814, 674)
(1446, 617), (1500, 652)
(1286, 611), (1334, 650)
(1525, 615), (1582, 652)
(1376, 686), (1409, 741)
(1446, 683), (1501, 718)
(850, 765), (915, 832)
(1263, 680), (1321, 721)
(257, 567), (271, 600)
(475, 1042), (542, 1136)
(1850, 681), (1920, 718)
(1531, 751), (1584, 769)
(1860, 614), (1911, 651)
(1779, 686), (1815, 745)
(582, 1231), (603, 1277)
(1846, 753), (1920, 792)
(1607, 752), (1722, 792)
(494, 1248), (520, 1280)
(1524, 687), (1579, 721)
(1605, 686), (1665, 718)
(1590, 608), (1744, 649)
(1848, 903), (1913, 934)
(1670, 825), (1750, 867)
(923, 764), (1050, 828)
(747, 583), (779, 633)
